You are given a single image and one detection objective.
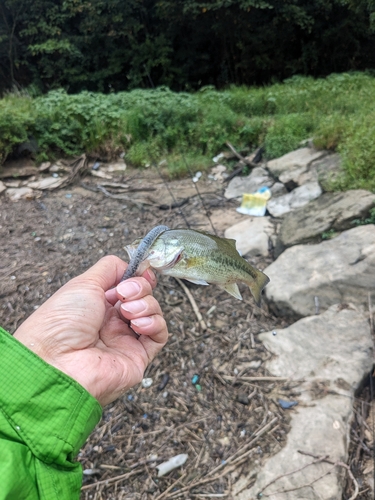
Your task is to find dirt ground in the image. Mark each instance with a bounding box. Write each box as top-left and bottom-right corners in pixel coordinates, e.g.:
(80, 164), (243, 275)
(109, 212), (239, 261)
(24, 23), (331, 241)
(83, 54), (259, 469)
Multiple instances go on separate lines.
(0, 164), (370, 499)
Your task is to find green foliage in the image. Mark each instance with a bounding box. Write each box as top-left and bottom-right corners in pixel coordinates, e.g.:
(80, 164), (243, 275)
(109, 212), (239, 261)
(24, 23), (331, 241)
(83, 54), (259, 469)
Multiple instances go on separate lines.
(1, 0), (375, 93)
(351, 207), (375, 226)
(336, 112), (375, 190)
(321, 229), (338, 240)
(264, 113), (315, 159)
(0, 94), (34, 163)
(2, 72), (375, 185)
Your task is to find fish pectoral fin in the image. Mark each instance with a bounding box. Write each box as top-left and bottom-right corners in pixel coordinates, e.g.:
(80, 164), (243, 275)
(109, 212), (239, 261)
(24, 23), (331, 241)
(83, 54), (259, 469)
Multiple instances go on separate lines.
(185, 278), (210, 286)
(222, 282), (243, 300)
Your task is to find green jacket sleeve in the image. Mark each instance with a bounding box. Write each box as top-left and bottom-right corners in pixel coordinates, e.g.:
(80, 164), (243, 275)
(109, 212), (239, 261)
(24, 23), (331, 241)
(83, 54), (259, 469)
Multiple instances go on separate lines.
(0, 327), (102, 500)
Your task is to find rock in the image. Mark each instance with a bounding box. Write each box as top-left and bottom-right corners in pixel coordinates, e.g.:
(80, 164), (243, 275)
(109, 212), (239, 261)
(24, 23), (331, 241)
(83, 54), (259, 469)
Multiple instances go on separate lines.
(300, 152), (342, 186)
(27, 176), (67, 190)
(235, 304), (373, 500)
(0, 163), (39, 179)
(269, 182), (287, 198)
(38, 161), (51, 172)
(104, 160), (127, 173)
(224, 217), (275, 257)
(267, 147), (327, 189)
(224, 167), (274, 199)
(0, 180), (6, 194)
(265, 225), (375, 317)
(6, 187), (35, 201)
(278, 189), (375, 250)
(267, 181), (322, 217)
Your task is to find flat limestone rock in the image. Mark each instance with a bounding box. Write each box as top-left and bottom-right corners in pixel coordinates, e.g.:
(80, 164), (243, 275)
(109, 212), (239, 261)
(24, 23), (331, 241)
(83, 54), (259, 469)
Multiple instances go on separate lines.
(267, 147), (326, 188)
(6, 187), (35, 201)
(27, 176), (67, 190)
(265, 225), (375, 317)
(278, 189), (375, 249)
(267, 181), (322, 217)
(224, 217), (275, 257)
(234, 304), (373, 500)
(224, 167), (274, 199)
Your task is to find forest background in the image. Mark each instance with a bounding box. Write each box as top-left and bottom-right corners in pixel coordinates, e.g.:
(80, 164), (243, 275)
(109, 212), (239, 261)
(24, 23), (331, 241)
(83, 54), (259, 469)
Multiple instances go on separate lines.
(1, 0), (375, 188)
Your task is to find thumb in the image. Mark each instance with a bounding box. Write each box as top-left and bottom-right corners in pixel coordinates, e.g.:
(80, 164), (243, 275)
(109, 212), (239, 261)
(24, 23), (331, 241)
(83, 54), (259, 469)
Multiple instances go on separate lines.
(78, 255), (128, 292)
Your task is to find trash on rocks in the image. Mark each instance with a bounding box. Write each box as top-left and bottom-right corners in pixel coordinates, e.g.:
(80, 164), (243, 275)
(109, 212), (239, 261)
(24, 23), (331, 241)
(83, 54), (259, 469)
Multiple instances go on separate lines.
(92, 161), (101, 171)
(236, 186), (271, 216)
(141, 377), (153, 388)
(156, 454), (188, 477)
(191, 374), (200, 385)
(278, 399), (298, 409)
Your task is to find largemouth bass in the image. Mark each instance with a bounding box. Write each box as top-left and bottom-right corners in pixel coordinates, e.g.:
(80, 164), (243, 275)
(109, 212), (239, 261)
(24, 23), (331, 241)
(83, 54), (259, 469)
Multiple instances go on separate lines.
(125, 227), (269, 304)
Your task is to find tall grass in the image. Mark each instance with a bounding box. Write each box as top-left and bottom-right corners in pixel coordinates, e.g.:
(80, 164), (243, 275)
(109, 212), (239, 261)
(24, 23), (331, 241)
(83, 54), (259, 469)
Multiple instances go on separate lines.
(1, 72), (375, 188)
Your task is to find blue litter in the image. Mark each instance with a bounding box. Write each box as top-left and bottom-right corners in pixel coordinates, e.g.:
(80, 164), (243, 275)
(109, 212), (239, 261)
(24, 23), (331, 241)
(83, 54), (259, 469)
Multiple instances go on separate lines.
(278, 399), (298, 409)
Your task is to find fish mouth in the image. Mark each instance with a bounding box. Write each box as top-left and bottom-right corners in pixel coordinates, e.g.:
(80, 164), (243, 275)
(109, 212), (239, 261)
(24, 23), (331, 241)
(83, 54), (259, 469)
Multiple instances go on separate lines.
(152, 248), (184, 271)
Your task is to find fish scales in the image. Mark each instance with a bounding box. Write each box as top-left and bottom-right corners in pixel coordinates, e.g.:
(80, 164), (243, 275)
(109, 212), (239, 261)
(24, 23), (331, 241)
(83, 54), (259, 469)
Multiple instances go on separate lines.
(125, 227), (270, 304)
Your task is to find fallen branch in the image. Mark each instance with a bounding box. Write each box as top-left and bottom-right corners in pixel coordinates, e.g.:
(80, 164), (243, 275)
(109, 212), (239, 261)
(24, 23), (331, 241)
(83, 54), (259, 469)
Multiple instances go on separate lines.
(223, 144), (263, 183)
(175, 278), (207, 331)
(80, 182), (156, 206)
(53, 154), (89, 190)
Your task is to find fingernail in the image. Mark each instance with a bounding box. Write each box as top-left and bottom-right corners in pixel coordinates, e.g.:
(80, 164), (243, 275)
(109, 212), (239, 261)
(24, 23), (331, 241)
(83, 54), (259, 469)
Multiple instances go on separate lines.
(121, 299), (147, 314)
(145, 268), (156, 282)
(131, 317), (153, 328)
(117, 281), (141, 299)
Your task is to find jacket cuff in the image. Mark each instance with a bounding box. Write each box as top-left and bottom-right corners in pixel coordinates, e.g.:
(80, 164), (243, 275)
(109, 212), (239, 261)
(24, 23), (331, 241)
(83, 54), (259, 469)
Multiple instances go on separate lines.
(0, 327), (102, 467)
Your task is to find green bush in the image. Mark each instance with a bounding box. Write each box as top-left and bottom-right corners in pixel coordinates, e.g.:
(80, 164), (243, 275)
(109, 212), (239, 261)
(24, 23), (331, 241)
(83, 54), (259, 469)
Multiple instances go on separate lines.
(1, 72), (375, 185)
(0, 95), (34, 164)
(264, 113), (315, 159)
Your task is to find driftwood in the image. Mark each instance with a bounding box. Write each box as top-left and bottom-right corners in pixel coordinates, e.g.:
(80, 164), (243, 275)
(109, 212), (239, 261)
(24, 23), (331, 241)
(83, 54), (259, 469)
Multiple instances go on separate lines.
(51, 154), (89, 190)
(223, 143), (264, 183)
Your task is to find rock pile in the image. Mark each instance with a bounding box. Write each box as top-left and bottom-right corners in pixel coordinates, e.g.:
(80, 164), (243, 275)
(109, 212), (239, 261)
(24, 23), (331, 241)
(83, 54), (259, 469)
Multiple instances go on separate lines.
(224, 146), (375, 499)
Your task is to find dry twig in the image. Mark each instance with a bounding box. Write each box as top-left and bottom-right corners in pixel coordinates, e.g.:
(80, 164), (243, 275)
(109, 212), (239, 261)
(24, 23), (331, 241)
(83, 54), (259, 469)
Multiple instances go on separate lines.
(175, 278), (207, 331)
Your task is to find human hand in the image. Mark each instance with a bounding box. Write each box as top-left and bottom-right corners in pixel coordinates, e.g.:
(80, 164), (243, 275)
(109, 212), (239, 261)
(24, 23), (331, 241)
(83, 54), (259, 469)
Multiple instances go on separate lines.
(13, 256), (168, 406)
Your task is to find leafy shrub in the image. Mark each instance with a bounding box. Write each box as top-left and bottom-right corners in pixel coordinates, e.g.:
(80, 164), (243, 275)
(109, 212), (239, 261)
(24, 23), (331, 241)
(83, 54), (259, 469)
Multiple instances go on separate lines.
(2, 72), (375, 184)
(264, 113), (315, 159)
(0, 96), (34, 164)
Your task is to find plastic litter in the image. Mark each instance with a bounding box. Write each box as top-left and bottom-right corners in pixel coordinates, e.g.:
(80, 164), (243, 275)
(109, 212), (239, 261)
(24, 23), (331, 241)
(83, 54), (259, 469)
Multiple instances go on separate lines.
(156, 454), (188, 477)
(236, 186), (271, 217)
(142, 378), (153, 388)
(278, 399), (298, 409)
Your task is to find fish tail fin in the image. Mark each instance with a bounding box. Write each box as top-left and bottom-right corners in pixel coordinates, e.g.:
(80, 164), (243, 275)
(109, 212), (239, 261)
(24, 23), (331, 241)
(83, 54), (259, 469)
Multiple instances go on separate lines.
(246, 269), (270, 306)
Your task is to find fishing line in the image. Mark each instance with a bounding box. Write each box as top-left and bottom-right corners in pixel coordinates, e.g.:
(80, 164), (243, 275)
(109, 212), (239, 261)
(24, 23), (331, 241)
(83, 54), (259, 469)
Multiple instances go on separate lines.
(152, 159), (191, 229)
(181, 155), (218, 236)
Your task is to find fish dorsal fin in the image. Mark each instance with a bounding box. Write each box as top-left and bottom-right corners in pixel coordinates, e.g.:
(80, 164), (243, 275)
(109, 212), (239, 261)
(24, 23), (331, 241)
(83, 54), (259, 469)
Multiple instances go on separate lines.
(222, 282), (243, 300)
(224, 238), (238, 249)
